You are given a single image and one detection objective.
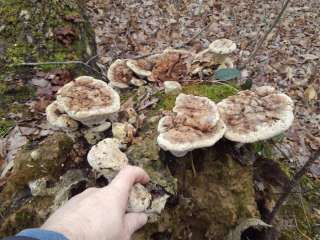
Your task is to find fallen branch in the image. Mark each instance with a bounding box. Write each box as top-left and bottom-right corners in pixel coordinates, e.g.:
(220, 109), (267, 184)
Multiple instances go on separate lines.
(176, 19), (214, 49)
(11, 58), (106, 80)
(240, 0), (291, 69)
(265, 150), (320, 224)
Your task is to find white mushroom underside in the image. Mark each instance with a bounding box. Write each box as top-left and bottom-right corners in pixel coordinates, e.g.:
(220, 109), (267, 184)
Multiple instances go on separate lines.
(108, 59), (132, 88)
(126, 60), (152, 77)
(46, 101), (79, 131)
(87, 138), (128, 178)
(157, 119), (226, 157)
(127, 183), (152, 213)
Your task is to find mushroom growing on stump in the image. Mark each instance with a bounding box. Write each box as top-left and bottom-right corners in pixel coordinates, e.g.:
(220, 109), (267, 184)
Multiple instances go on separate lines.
(87, 138), (128, 180)
(208, 38), (236, 66)
(56, 76), (120, 127)
(46, 101), (79, 131)
(157, 94), (226, 157)
(107, 59), (135, 88)
(217, 86), (294, 143)
(149, 49), (194, 83)
(87, 138), (152, 213)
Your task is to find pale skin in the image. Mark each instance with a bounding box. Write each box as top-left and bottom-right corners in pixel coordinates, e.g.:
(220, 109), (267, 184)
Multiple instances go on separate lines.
(42, 166), (150, 240)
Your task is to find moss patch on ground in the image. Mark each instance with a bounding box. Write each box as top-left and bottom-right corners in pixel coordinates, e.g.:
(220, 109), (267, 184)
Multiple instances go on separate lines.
(0, 119), (14, 137)
(0, 196), (53, 237)
(156, 83), (238, 110)
(0, 0), (95, 71)
(0, 133), (74, 208)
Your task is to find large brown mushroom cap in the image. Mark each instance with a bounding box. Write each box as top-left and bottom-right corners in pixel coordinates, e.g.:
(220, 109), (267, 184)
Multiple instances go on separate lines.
(218, 86), (294, 143)
(173, 93), (220, 131)
(107, 59), (134, 88)
(149, 49), (193, 82)
(157, 94), (225, 157)
(56, 76), (120, 126)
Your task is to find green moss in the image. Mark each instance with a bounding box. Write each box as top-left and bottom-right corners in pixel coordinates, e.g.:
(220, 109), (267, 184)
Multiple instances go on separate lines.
(156, 83), (238, 110)
(0, 0), (95, 72)
(251, 141), (273, 159)
(0, 84), (35, 106)
(0, 119), (15, 137)
(1, 133), (74, 199)
(0, 196), (53, 237)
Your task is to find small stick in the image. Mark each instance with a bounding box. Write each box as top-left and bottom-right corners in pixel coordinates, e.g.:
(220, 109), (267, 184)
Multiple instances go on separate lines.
(190, 152), (197, 177)
(265, 150), (320, 224)
(176, 19), (214, 49)
(12, 60), (106, 80)
(239, 0), (291, 69)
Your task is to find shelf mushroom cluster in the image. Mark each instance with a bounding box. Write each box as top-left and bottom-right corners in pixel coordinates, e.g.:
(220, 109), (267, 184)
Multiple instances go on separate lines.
(157, 86), (294, 157)
(107, 39), (236, 88)
(192, 38), (237, 75)
(108, 48), (194, 88)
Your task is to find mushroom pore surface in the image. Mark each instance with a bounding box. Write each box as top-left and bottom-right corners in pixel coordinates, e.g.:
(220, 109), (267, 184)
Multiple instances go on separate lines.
(57, 78), (113, 112)
(173, 94), (219, 130)
(218, 87), (294, 142)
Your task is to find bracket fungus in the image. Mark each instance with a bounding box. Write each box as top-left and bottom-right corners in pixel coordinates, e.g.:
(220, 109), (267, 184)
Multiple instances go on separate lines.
(46, 101), (79, 131)
(217, 86), (294, 143)
(87, 138), (155, 214)
(127, 54), (161, 78)
(127, 183), (152, 213)
(56, 76), (120, 127)
(164, 81), (182, 95)
(208, 38), (237, 65)
(87, 138), (128, 180)
(157, 94), (226, 157)
(149, 49), (193, 82)
(107, 59), (134, 88)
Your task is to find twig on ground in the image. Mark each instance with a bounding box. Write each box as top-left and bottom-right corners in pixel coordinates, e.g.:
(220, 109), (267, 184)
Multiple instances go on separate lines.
(293, 215), (313, 240)
(133, 17), (214, 59)
(239, 0), (291, 69)
(265, 150), (320, 224)
(176, 19), (214, 49)
(85, 54), (99, 65)
(132, 52), (162, 60)
(298, 184), (312, 232)
(12, 59), (106, 80)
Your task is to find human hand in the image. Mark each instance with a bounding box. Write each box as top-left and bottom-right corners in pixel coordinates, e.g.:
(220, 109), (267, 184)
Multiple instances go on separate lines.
(41, 166), (150, 240)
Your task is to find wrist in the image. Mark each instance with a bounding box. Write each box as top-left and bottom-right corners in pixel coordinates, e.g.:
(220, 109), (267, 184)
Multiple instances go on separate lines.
(17, 228), (69, 240)
(41, 224), (80, 240)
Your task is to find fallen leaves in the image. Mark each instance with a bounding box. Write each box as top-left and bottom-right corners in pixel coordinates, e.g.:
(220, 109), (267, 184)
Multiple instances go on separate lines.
(304, 85), (317, 102)
(54, 26), (77, 46)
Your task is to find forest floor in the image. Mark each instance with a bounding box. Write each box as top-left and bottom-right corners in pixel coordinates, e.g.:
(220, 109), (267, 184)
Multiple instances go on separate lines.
(0, 0), (319, 239)
(86, 0), (320, 177)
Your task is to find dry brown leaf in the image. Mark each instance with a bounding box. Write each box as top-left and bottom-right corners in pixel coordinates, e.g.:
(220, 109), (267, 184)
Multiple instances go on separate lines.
(304, 85), (317, 102)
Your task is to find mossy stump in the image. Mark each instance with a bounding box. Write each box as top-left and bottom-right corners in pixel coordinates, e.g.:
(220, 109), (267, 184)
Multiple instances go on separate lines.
(0, 133), (74, 237)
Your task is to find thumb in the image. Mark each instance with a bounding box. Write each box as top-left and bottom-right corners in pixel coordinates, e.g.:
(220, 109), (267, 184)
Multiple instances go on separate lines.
(124, 213), (148, 236)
